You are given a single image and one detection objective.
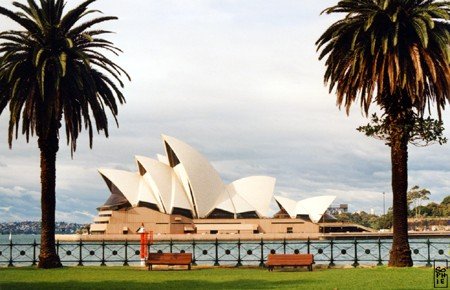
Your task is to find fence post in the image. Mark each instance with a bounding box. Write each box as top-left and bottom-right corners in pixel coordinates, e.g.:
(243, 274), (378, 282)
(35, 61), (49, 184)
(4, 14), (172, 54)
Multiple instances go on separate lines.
(236, 239), (242, 267)
(328, 239), (335, 267)
(170, 239), (173, 253)
(377, 238), (383, 266)
(32, 239), (37, 266)
(214, 238), (220, 266)
(101, 240), (106, 266)
(352, 239), (359, 267)
(259, 238), (265, 268)
(426, 239), (432, 267)
(78, 240), (83, 266)
(192, 239), (197, 266)
(8, 238), (13, 267)
(56, 240), (60, 256)
(307, 237), (310, 254)
(123, 240), (129, 266)
(283, 238), (286, 254)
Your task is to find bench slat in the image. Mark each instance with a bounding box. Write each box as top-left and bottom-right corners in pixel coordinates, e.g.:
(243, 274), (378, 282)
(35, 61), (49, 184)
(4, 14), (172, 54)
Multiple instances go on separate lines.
(268, 261), (312, 265)
(268, 257), (312, 261)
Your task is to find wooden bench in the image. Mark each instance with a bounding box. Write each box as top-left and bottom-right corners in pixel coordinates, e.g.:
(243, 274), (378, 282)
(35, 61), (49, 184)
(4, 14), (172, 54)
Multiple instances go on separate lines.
(266, 254), (314, 271)
(146, 253), (192, 270)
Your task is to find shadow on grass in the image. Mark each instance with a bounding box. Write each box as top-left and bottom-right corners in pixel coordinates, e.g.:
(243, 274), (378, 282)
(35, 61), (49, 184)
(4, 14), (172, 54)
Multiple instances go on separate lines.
(0, 278), (319, 290)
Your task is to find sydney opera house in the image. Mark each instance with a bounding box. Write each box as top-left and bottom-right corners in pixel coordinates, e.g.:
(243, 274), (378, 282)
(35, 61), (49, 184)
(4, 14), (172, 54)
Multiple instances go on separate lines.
(90, 135), (367, 235)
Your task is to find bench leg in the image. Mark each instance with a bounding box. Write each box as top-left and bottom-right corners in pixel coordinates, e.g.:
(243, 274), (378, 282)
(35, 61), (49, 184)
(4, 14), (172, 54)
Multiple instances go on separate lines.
(309, 265), (312, 271)
(188, 264), (191, 270)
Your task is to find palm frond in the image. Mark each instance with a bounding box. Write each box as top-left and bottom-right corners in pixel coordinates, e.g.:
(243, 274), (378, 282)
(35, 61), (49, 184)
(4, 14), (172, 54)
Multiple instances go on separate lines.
(0, 0), (128, 153)
(317, 0), (450, 117)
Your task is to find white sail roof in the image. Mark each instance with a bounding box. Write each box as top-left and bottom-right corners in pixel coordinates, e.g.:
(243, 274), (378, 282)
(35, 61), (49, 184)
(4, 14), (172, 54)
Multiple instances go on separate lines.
(296, 195), (336, 223)
(274, 195), (336, 223)
(273, 195), (297, 217)
(162, 135), (226, 218)
(213, 188), (256, 215)
(136, 155), (192, 214)
(213, 191), (236, 215)
(98, 169), (160, 209)
(156, 154), (169, 166)
(138, 177), (160, 207)
(172, 164), (197, 215)
(98, 134), (278, 219)
(228, 176), (275, 217)
(230, 191), (258, 214)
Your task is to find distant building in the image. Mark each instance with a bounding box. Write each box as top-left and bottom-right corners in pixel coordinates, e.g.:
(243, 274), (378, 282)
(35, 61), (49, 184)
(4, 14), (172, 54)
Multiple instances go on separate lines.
(328, 204), (348, 215)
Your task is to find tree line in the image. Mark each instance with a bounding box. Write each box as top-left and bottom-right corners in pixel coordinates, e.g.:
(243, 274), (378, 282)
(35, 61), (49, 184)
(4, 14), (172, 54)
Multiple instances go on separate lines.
(335, 193), (449, 230)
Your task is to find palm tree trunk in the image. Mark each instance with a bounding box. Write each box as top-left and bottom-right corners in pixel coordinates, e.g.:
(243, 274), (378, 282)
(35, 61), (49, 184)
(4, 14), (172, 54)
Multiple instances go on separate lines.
(388, 120), (413, 267)
(37, 126), (62, 268)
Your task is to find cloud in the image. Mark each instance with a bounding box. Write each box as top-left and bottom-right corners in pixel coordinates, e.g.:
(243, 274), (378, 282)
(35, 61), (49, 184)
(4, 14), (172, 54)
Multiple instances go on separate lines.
(0, 206), (11, 212)
(55, 210), (95, 223)
(74, 211), (96, 219)
(0, 186), (39, 199)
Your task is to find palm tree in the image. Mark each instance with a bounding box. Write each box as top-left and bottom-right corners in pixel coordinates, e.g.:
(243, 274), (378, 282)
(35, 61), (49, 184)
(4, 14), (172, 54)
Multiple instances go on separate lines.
(316, 0), (449, 266)
(0, 0), (129, 268)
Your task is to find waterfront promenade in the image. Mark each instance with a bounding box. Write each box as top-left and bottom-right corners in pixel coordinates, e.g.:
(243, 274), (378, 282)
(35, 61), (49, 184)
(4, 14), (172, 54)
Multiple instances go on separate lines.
(55, 231), (450, 242)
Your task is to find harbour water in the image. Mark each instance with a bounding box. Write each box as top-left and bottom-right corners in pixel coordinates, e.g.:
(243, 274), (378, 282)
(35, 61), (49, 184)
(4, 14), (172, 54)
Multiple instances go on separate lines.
(0, 234), (41, 244)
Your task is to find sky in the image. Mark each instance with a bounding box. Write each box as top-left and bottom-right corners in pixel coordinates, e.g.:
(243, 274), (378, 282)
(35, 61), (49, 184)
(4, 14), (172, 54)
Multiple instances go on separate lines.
(0, 0), (449, 224)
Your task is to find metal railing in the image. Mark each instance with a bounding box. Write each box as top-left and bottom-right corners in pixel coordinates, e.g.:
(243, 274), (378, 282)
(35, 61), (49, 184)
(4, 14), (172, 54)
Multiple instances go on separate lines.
(0, 238), (448, 267)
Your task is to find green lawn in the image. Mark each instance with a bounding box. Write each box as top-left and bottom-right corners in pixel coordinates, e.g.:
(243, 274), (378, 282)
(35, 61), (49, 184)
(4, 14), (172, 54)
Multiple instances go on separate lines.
(0, 266), (435, 290)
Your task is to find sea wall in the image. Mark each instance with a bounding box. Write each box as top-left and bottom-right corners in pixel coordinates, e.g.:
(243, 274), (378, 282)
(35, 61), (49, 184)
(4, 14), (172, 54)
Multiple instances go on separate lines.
(55, 231), (450, 242)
